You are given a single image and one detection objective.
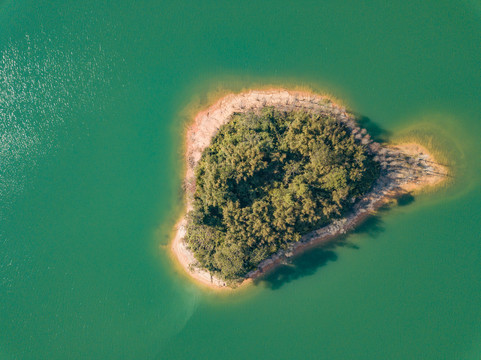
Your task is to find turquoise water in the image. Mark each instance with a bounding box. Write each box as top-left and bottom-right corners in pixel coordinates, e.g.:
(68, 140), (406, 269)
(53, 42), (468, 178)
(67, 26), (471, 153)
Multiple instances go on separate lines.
(1, 0), (480, 359)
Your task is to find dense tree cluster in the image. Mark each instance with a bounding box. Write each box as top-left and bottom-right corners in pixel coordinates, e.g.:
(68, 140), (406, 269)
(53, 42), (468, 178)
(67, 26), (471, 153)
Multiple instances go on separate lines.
(185, 107), (380, 280)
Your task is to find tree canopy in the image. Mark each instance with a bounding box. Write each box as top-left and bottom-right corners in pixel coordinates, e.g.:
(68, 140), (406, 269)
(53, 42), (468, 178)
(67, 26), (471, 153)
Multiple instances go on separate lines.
(185, 107), (380, 281)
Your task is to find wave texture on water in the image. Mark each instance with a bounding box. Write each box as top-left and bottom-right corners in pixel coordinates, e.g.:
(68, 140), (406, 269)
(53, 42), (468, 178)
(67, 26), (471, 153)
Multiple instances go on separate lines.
(0, 32), (115, 217)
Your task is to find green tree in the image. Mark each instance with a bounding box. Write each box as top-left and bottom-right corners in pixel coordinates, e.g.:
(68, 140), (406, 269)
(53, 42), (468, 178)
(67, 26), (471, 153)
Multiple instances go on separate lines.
(184, 108), (380, 281)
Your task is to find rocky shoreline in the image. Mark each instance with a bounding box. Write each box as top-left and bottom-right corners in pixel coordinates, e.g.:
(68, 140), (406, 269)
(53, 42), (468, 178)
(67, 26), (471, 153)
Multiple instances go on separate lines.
(170, 89), (447, 289)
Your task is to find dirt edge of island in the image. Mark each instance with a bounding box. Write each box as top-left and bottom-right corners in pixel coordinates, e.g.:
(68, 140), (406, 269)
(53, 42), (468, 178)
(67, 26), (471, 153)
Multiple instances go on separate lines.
(169, 88), (448, 291)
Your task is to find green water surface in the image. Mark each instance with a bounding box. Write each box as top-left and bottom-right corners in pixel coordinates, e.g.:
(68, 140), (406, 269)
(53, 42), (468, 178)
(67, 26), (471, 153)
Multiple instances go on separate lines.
(1, 0), (480, 359)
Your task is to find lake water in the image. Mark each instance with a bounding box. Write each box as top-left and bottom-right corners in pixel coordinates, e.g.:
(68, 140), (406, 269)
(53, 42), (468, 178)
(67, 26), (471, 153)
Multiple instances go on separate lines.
(1, 0), (480, 359)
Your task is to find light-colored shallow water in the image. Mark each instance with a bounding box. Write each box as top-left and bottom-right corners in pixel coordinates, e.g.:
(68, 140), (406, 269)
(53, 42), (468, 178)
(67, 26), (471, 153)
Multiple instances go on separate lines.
(1, 0), (480, 359)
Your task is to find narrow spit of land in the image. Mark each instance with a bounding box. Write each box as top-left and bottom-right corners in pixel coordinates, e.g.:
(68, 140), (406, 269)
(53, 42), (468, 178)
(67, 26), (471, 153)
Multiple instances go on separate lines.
(170, 89), (447, 290)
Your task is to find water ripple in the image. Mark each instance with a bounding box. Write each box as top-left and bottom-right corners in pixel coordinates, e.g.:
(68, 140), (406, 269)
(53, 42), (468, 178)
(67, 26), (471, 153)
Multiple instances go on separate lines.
(0, 31), (116, 219)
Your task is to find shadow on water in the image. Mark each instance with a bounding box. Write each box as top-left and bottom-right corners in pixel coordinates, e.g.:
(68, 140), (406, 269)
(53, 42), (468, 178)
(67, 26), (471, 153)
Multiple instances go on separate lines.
(351, 214), (386, 238)
(357, 116), (391, 143)
(255, 246), (339, 290)
(397, 193), (415, 206)
(253, 189), (424, 290)
(255, 213), (391, 290)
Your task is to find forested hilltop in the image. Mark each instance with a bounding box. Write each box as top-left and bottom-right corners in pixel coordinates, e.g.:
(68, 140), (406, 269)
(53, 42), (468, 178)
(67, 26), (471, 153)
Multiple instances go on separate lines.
(185, 107), (380, 281)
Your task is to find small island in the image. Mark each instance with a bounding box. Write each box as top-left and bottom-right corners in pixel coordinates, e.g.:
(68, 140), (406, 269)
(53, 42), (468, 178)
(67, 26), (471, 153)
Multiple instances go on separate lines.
(171, 89), (447, 289)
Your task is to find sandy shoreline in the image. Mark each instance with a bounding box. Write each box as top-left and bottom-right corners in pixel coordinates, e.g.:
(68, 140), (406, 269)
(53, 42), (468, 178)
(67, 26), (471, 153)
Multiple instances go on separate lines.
(170, 88), (448, 290)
